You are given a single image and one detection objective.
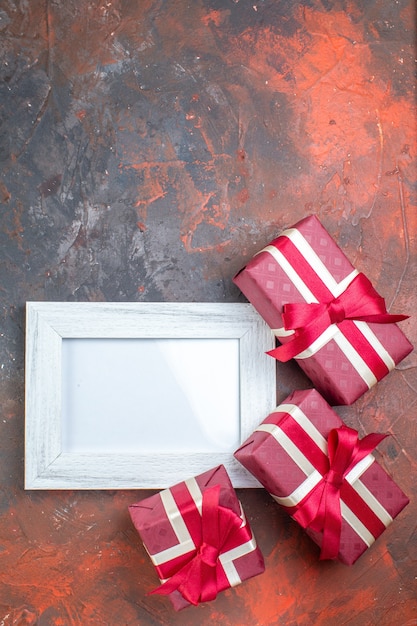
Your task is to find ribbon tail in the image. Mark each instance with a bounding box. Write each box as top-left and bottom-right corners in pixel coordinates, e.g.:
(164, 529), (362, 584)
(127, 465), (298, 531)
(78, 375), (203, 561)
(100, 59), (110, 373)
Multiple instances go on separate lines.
(299, 480), (342, 561)
(199, 562), (220, 603)
(149, 559), (200, 604)
(349, 313), (409, 324)
(319, 513), (342, 560)
(268, 314), (330, 361)
(267, 343), (299, 362)
(149, 549), (218, 607)
(343, 276), (409, 322)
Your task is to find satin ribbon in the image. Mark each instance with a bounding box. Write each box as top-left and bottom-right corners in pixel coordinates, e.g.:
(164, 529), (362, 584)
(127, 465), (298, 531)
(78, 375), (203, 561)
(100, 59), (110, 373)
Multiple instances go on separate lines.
(292, 425), (387, 560)
(268, 272), (408, 362)
(150, 485), (246, 606)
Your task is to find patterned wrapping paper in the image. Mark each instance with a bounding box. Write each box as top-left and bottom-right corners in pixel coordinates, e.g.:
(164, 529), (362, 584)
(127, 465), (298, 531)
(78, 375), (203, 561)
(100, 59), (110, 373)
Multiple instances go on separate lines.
(233, 214), (413, 405)
(128, 465), (265, 610)
(234, 389), (409, 565)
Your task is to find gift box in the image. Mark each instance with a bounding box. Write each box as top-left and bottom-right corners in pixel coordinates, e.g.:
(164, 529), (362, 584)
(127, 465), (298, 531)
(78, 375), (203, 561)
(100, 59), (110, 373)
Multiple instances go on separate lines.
(234, 389), (409, 565)
(233, 214), (412, 405)
(128, 465), (265, 610)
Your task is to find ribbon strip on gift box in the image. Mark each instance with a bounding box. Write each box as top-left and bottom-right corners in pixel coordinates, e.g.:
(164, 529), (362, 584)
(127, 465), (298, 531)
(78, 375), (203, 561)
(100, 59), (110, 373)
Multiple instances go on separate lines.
(252, 402), (407, 562)
(143, 476), (260, 606)
(259, 223), (408, 389)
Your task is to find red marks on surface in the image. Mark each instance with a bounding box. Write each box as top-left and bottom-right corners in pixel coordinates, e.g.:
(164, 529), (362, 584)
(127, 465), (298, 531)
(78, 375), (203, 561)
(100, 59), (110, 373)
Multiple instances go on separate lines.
(0, 494), (150, 622)
(132, 166), (168, 226)
(180, 188), (232, 254)
(291, 12), (415, 226)
(4, 607), (38, 625)
(231, 5), (417, 232)
(3, 204), (25, 250)
(122, 146), (236, 254)
(201, 9), (229, 28)
(234, 557), (295, 625)
(229, 8), (357, 95)
(0, 182), (11, 203)
(237, 188), (249, 204)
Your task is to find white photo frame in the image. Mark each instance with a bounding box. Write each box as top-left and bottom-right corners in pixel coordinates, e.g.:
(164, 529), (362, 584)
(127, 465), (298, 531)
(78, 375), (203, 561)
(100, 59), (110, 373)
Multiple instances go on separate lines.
(25, 302), (276, 489)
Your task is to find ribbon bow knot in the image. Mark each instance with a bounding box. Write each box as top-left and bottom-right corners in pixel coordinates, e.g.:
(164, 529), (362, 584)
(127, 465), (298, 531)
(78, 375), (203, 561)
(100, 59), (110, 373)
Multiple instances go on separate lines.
(268, 272), (408, 362)
(150, 484), (245, 606)
(198, 542), (219, 567)
(327, 299), (346, 325)
(293, 425), (387, 560)
(324, 468), (344, 489)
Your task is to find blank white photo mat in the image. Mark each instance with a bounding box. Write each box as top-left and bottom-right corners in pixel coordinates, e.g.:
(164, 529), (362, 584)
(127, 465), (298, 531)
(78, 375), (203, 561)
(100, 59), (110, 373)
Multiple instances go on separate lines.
(25, 301), (276, 489)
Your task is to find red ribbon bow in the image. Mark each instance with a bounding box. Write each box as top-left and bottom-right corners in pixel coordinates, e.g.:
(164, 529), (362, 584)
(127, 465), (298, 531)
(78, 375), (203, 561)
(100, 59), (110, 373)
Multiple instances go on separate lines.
(293, 425), (387, 560)
(150, 485), (245, 606)
(268, 272), (408, 362)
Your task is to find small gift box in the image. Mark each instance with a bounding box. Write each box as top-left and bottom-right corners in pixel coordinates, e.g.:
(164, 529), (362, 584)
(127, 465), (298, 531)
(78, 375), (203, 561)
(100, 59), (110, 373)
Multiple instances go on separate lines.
(234, 389), (409, 565)
(233, 214), (412, 405)
(128, 465), (265, 610)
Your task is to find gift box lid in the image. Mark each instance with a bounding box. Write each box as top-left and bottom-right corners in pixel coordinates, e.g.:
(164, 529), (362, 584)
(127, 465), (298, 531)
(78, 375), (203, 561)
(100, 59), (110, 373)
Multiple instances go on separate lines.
(233, 215), (413, 405)
(235, 389), (409, 565)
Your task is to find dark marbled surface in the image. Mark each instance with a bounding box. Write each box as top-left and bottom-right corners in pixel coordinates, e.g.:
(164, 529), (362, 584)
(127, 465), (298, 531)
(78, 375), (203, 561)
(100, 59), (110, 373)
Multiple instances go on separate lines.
(0, 1), (416, 624)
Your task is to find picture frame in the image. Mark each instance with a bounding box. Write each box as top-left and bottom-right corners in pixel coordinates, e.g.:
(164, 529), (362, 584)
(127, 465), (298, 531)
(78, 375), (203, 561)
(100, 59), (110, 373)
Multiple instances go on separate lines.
(25, 302), (276, 489)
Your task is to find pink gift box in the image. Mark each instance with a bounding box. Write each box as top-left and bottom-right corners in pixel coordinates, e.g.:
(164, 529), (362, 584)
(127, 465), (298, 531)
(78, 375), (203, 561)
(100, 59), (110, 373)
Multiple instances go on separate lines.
(233, 214), (412, 405)
(234, 389), (409, 565)
(129, 465), (265, 610)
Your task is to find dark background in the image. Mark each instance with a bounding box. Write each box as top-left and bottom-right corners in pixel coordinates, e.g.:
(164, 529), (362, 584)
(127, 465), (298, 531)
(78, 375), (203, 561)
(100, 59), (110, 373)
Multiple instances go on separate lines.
(0, 1), (416, 624)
